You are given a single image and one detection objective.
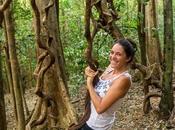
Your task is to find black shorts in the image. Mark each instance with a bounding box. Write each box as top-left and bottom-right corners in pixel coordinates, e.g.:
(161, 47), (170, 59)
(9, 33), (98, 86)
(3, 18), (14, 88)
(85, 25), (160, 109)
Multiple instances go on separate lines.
(78, 123), (94, 130)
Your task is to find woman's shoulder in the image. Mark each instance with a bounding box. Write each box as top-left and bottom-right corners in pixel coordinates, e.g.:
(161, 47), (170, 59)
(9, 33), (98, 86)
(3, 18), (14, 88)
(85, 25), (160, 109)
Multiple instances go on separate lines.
(111, 73), (131, 89)
(108, 74), (131, 99)
(112, 71), (131, 81)
(123, 72), (132, 79)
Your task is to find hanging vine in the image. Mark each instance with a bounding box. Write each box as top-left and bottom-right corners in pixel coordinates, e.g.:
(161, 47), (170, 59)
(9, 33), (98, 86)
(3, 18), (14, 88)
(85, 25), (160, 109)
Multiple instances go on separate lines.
(69, 0), (123, 129)
(69, 1), (164, 129)
(0, 0), (12, 27)
(26, 0), (58, 129)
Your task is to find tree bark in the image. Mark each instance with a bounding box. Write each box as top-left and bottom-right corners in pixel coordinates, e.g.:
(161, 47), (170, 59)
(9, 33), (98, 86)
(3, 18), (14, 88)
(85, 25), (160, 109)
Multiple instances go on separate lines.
(0, 44), (7, 130)
(145, 0), (161, 66)
(137, 0), (147, 66)
(4, 5), (25, 130)
(143, 0), (162, 113)
(26, 0), (76, 129)
(3, 19), (18, 123)
(159, 0), (174, 119)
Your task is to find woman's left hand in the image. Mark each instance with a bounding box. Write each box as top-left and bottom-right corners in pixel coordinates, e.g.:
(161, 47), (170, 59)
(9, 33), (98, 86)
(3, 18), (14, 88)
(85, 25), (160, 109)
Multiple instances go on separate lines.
(85, 66), (98, 89)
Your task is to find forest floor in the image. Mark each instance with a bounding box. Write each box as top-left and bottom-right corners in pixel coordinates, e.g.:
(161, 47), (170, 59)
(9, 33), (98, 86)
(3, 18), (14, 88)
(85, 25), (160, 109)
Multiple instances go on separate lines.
(5, 81), (174, 130)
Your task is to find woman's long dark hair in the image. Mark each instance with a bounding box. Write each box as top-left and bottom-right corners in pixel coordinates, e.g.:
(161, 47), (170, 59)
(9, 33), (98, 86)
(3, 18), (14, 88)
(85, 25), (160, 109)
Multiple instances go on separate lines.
(114, 38), (136, 63)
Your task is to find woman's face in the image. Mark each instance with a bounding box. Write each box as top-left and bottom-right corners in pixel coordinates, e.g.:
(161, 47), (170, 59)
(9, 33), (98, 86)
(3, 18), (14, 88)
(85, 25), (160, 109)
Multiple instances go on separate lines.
(109, 44), (129, 69)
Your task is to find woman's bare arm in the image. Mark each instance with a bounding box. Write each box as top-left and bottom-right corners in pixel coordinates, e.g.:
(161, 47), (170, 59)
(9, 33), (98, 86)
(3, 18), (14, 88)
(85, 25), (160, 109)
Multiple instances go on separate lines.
(87, 76), (131, 114)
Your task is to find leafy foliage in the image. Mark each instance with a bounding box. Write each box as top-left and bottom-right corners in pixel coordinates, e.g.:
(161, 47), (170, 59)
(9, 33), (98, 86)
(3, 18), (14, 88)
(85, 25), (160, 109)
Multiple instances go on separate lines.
(59, 0), (115, 95)
(1, 0), (167, 95)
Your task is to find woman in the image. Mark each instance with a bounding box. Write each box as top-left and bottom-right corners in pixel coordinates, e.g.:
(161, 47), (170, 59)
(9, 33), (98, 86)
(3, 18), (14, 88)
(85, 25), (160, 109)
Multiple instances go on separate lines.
(81, 39), (135, 130)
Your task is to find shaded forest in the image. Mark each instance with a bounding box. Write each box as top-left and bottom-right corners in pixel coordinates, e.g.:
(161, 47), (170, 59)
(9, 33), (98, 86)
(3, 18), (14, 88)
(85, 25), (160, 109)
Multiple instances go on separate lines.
(0, 0), (174, 129)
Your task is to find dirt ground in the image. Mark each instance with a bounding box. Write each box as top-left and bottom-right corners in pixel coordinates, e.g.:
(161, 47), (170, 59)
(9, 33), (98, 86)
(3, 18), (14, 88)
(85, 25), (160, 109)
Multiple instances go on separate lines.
(5, 82), (169, 130)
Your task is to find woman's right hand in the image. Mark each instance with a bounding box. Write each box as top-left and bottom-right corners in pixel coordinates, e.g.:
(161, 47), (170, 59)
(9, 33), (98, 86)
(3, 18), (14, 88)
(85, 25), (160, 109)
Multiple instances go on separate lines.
(85, 66), (98, 89)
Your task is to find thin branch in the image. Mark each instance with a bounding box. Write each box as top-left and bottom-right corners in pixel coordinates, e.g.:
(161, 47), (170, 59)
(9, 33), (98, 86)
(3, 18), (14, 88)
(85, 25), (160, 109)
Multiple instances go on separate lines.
(0, 0), (11, 11)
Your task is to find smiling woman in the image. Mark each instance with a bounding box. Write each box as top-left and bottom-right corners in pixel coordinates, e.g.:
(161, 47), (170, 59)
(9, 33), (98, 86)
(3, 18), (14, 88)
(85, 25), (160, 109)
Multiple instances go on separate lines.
(81, 39), (135, 130)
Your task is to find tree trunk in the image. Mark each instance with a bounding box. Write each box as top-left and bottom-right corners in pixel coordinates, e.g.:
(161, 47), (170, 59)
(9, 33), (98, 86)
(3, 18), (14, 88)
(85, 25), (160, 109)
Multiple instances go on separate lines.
(26, 0), (76, 129)
(4, 6), (25, 130)
(159, 0), (174, 119)
(145, 0), (161, 66)
(3, 20), (18, 122)
(0, 45), (7, 130)
(137, 0), (147, 66)
(143, 0), (162, 113)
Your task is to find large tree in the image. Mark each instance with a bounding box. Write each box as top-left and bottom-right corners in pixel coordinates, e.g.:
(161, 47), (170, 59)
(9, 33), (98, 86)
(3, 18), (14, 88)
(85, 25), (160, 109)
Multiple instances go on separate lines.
(3, 0), (26, 129)
(159, 0), (174, 119)
(0, 1), (8, 130)
(0, 45), (7, 130)
(145, 0), (162, 66)
(139, 0), (162, 114)
(26, 0), (76, 129)
(137, 0), (146, 66)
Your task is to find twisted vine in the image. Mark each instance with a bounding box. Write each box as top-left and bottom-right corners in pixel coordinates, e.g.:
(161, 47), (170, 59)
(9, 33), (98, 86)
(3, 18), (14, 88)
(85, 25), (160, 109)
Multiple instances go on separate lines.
(0, 0), (12, 27)
(26, 0), (56, 129)
(68, 0), (123, 129)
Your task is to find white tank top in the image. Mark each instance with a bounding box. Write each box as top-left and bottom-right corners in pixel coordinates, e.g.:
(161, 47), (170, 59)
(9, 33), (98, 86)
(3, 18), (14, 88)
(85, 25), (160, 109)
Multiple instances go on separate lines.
(86, 70), (131, 130)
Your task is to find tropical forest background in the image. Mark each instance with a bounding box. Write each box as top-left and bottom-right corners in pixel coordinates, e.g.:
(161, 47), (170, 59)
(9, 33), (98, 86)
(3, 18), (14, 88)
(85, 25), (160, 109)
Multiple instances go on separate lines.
(0, 0), (174, 129)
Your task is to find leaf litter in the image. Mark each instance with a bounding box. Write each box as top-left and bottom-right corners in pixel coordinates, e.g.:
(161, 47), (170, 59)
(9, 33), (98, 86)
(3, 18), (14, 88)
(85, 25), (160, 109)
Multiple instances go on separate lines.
(5, 82), (169, 130)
